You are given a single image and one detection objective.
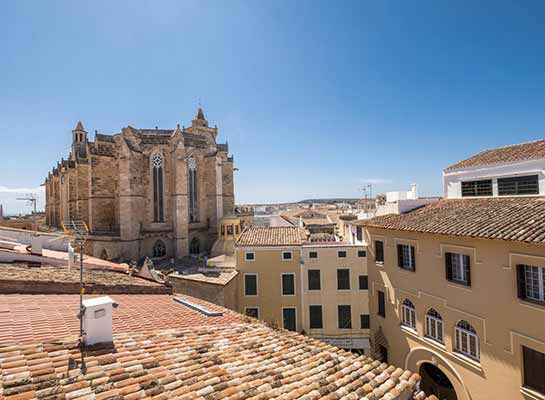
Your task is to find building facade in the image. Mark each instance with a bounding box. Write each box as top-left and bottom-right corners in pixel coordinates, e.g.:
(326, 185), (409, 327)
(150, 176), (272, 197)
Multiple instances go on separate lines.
(235, 226), (371, 354)
(44, 108), (234, 261)
(365, 139), (545, 400)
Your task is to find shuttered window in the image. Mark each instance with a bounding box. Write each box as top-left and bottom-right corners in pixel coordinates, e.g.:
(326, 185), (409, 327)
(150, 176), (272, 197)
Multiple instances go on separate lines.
(308, 269), (321, 290)
(378, 290), (386, 317)
(282, 308), (296, 331)
(359, 275), (368, 290)
(461, 179), (492, 197)
(445, 253), (471, 286)
(360, 314), (370, 329)
(338, 305), (352, 329)
(309, 305), (323, 329)
(523, 346), (545, 395)
(244, 274), (257, 296)
(337, 269), (350, 290)
(375, 240), (384, 263)
(498, 175), (539, 196)
(281, 273), (295, 295)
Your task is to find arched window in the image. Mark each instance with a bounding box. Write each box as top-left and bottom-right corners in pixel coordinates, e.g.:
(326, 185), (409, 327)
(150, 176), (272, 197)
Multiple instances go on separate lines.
(455, 320), (479, 360)
(189, 237), (200, 255)
(153, 240), (166, 258)
(152, 153), (164, 222)
(401, 299), (416, 330)
(188, 156), (198, 222)
(425, 308), (444, 343)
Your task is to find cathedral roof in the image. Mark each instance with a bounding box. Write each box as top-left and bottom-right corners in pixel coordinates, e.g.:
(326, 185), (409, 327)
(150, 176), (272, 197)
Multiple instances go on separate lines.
(196, 107), (206, 120)
(73, 121), (86, 132)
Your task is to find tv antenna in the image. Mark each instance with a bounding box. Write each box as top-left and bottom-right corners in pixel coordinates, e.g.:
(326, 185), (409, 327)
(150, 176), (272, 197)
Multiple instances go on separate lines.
(61, 220), (89, 344)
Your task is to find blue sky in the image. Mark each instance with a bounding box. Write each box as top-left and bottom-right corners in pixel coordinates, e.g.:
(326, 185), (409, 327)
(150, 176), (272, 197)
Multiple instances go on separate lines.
(1, 0), (545, 214)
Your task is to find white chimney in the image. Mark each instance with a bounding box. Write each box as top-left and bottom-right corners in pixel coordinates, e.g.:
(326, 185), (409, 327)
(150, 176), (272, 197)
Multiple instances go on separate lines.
(82, 296), (115, 345)
(410, 183), (418, 200)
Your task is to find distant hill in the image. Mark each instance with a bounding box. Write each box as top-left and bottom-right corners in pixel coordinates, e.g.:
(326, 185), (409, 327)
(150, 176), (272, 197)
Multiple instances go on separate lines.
(297, 198), (361, 204)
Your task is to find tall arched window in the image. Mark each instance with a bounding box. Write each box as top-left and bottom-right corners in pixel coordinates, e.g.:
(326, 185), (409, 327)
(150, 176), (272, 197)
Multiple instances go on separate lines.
(153, 240), (166, 258)
(401, 299), (416, 330)
(425, 308), (444, 343)
(188, 156), (198, 222)
(152, 153), (164, 222)
(455, 320), (479, 360)
(189, 237), (200, 255)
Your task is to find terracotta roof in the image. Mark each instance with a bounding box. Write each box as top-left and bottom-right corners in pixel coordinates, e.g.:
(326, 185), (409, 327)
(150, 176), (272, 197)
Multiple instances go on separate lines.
(363, 197), (545, 243)
(0, 294), (242, 345)
(0, 263), (170, 295)
(303, 217), (334, 226)
(235, 226), (307, 247)
(445, 138), (545, 171)
(0, 323), (422, 400)
(169, 270), (238, 286)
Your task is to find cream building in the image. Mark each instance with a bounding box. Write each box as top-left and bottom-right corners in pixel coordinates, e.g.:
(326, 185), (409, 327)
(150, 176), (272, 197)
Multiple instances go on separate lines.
(235, 225), (371, 354)
(365, 139), (545, 400)
(44, 108), (234, 261)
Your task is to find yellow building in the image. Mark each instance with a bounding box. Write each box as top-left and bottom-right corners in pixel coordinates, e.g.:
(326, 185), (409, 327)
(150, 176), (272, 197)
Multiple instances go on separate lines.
(365, 139), (545, 400)
(235, 225), (371, 354)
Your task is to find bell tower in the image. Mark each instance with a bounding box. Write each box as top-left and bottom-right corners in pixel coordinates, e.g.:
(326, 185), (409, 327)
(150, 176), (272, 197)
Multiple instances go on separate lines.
(71, 121), (88, 160)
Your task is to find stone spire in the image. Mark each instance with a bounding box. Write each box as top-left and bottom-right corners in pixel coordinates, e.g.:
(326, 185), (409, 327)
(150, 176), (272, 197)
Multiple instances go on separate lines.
(74, 121), (86, 132)
(192, 107), (208, 127)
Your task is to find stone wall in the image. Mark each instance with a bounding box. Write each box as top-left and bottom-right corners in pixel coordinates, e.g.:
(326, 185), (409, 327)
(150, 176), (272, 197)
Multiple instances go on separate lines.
(168, 275), (237, 309)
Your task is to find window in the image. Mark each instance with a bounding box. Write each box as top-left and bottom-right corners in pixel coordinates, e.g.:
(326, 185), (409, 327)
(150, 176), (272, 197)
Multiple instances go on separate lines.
(378, 290), (386, 317)
(375, 240), (384, 263)
(188, 156), (198, 222)
(338, 250), (347, 258)
(152, 240), (166, 258)
(356, 227), (363, 242)
(360, 314), (370, 329)
(308, 269), (321, 290)
(425, 309), (444, 343)
(244, 274), (258, 296)
(338, 305), (352, 329)
(401, 299), (416, 330)
(309, 251), (318, 259)
(455, 321), (479, 360)
(359, 275), (368, 290)
(282, 308), (296, 331)
(309, 305), (323, 329)
(498, 175), (539, 196)
(245, 308), (259, 319)
(397, 244), (416, 271)
(152, 153), (165, 222)
(282, 251), (292, 261)
(281, 273), (295, 295)
(517, 264), (545, 303)
(337, 269), (350, 290)
(445, 252), (471, 286)
(245, 252), (255, 261)
(461, 179), (492, 197)
(523, 346), (545, 395)
(358, 250), (367, 257)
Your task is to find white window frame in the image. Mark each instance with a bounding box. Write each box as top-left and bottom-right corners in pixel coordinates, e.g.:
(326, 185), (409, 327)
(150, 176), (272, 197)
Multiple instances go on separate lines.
(281, 272), (296, 296)
(337, 268), (351, 291)
(337, 304), (352, 329)
(308, 251), (319, 259)
(244, 251), (256, 262)
(455, 322), (480, 361)
(337, 250), (347, 258)
(307, 269), (321, 291)
(282, 251), (293, 261)
(525, 265), (545, 302)
(400, 244), (414, 269)
(243, 273), (258, 297)
(401, 301), (416, 330)
(308, 304), (323, 329)
(281, 307), (297, 331)
(425, 311), (444, 344)
(451, 253), (468, 283)
(244, 307), (260, 319)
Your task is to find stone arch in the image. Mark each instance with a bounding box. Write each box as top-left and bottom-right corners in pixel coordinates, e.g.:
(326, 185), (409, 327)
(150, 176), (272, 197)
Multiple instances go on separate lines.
(405, 347), (471, 400)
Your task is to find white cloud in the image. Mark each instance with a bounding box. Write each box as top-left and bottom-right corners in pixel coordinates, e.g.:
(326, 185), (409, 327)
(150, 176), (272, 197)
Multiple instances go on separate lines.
(358, 178), (392, 185)
(0, 186), (44, 194)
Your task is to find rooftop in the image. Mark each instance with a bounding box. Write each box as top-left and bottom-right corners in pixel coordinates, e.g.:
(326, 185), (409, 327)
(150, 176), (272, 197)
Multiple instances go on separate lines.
(0, 263), (169, 295)
(0, 323), (423, 400)
(0, 294), (242, 345)
(235, 226), (308, 247)
(445, 138), (545, 171)
(363, 197), (545, 243)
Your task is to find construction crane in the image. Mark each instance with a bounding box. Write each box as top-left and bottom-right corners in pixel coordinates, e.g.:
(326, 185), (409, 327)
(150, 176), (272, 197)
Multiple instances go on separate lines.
(16, 193), (38, 231)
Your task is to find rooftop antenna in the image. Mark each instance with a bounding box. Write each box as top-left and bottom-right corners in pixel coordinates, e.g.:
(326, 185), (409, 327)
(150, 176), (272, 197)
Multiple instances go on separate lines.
(61, 220), (89, 344)
(16, 193), (38, 231)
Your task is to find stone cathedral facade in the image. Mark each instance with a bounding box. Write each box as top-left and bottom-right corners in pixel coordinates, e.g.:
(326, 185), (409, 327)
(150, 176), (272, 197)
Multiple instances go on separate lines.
(44, 109), (235, 261)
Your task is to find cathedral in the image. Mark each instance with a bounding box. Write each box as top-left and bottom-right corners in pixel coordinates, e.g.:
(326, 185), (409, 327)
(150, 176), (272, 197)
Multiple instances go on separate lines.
(44, 108), (235, 261)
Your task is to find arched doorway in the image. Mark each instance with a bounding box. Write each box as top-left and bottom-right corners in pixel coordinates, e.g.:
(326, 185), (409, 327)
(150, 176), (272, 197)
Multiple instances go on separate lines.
(419, 363), (458, 400)
(189, 237), (200, 255)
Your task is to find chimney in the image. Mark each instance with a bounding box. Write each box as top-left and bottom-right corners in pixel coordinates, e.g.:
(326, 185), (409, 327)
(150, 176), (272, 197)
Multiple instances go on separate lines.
(82, 296), (116, 345)
(411, 183), (418, 200)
